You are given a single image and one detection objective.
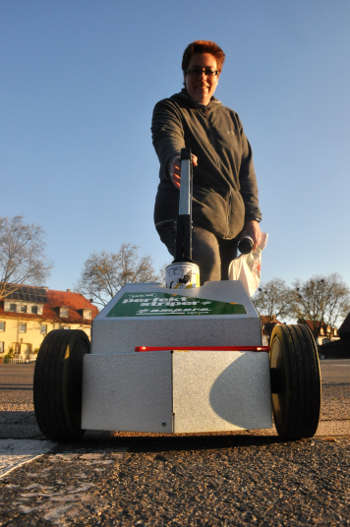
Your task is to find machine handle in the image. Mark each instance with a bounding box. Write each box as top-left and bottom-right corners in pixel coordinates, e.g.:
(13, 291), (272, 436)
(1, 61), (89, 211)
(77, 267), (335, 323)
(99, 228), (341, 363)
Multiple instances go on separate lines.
(175, 147), (193, 261)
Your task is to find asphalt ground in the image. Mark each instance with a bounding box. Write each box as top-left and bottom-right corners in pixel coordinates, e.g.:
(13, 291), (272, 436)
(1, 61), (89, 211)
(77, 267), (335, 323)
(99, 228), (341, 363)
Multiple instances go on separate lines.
(0, 361), (349, 526)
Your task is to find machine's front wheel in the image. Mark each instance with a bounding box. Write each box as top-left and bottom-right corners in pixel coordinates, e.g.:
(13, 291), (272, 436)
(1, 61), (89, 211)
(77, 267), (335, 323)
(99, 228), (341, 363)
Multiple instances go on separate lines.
(269, 324), (321, 440)
(34, 329), (90, 441)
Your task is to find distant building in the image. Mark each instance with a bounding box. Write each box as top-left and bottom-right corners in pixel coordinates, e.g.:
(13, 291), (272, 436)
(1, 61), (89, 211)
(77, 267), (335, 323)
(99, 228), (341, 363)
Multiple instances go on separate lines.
(259, 315), (347, 358)
(297, 319), (339, 346)
(0, 285), (98, 361)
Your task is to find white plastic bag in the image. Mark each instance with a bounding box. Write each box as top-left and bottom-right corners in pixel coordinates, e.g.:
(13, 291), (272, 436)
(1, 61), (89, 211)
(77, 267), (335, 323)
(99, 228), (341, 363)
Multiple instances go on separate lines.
(228, 233), (268, 296)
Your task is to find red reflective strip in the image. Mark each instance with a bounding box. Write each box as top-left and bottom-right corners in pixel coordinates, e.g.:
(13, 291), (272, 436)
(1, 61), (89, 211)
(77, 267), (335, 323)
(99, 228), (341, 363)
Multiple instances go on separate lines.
(135, 345), (269, 352)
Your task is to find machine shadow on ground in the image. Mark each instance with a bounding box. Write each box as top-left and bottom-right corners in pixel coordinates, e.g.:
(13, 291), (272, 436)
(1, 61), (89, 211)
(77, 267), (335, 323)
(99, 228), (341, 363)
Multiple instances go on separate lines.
(52, 430), (294, 456)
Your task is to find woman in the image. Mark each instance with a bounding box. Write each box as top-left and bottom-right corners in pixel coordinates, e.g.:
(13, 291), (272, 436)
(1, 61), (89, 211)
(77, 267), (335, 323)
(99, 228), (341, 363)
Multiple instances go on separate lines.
(152, 40), (262, 284)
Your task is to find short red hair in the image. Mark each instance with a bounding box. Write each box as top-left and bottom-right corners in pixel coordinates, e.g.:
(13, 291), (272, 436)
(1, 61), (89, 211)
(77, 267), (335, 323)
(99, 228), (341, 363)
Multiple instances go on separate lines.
(182, 40), (226, 73)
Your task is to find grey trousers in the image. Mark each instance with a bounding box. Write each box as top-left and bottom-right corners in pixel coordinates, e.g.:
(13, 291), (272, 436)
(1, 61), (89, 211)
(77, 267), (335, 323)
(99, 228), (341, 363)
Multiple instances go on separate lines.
(157, 222), (238, 284)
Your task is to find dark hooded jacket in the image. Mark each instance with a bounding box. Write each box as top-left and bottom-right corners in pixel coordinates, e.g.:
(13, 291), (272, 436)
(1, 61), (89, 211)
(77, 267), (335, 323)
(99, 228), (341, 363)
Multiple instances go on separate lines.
(152, 89), (262, 240)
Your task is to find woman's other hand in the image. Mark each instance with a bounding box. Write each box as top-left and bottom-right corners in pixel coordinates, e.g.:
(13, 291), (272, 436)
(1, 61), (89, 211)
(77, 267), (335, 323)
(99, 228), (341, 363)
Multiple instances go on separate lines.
(242, 220), (262, 250)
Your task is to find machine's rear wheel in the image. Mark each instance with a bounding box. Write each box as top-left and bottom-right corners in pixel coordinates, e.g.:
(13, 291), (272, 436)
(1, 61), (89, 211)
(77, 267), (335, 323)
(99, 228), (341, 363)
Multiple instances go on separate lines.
(269, 324), (321, 440)
(34, 329), (90, 441)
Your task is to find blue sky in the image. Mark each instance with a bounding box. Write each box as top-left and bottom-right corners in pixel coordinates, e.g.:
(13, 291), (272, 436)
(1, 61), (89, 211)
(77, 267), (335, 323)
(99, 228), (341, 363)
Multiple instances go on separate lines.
(1, 0), (350, 292)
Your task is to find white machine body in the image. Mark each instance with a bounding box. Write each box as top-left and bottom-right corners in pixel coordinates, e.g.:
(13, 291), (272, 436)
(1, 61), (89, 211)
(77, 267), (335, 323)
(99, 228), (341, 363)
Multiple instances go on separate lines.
(81, 280), (272, 433)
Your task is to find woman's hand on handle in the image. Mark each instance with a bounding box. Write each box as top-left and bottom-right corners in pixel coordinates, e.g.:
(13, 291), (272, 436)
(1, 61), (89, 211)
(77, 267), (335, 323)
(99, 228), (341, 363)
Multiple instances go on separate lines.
(169, 154), (198, 189)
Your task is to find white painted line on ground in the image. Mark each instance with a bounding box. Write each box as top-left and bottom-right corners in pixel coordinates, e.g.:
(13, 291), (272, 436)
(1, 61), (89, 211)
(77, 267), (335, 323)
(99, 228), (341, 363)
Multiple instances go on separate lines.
(0, 439), (56, 479)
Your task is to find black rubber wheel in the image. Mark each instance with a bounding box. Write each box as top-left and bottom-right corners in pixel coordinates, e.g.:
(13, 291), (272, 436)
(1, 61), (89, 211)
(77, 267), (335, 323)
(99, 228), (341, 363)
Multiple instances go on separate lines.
(34, 329), (90, 441)
(269, 324), (321, 440)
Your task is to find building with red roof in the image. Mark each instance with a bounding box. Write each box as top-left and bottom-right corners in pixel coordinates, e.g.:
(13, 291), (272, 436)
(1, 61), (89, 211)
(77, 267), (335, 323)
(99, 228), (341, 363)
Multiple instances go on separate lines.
(0, 285), (98, 361)
(297, 319), (339, 345)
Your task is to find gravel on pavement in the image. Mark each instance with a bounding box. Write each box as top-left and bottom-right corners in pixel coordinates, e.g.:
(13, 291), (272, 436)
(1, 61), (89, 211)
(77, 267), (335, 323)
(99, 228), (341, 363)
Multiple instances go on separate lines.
(0, 435), (349, 527)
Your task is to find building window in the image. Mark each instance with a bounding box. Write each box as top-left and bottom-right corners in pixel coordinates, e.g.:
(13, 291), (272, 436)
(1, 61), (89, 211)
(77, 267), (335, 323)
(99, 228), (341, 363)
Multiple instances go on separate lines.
(9, 304), (17, 312)
(19, 323), (27, 333)
(20, 305), (28, 313)
(40, 324), (47, 335)
(60, 307), (69, 318)
(31, 305), (38, 314)
(0, 342), (4, 354)
(83, 309), (92, 320)
(0, 321), (5, 332)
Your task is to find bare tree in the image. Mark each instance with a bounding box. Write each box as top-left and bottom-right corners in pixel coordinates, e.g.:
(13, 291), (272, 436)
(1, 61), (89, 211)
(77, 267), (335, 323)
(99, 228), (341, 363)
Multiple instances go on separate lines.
(253, 278), (293, 321)
(0, 216), (51, 299)
(291, 273), (350, 329)
(77, 243), (160, 306)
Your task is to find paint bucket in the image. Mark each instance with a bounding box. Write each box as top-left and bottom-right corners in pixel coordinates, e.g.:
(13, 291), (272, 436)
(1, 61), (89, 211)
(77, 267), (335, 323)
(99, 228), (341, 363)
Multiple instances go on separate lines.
(165, 261), (200, 289)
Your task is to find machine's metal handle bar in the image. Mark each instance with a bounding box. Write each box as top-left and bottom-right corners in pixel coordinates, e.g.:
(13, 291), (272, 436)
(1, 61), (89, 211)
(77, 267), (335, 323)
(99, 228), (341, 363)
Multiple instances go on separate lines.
(179, 148), (192, 216)
(175, 147), (193, 261)
(135, 345), (270, 352)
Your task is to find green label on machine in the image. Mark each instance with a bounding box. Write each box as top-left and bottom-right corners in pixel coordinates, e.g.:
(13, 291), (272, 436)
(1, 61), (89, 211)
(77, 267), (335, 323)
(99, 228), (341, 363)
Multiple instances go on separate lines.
(107, 292), (246, 317)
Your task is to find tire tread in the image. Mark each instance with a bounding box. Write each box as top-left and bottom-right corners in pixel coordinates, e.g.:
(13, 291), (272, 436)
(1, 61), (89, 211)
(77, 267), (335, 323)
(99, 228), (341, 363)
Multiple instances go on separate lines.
(269, 324), (321, 440)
